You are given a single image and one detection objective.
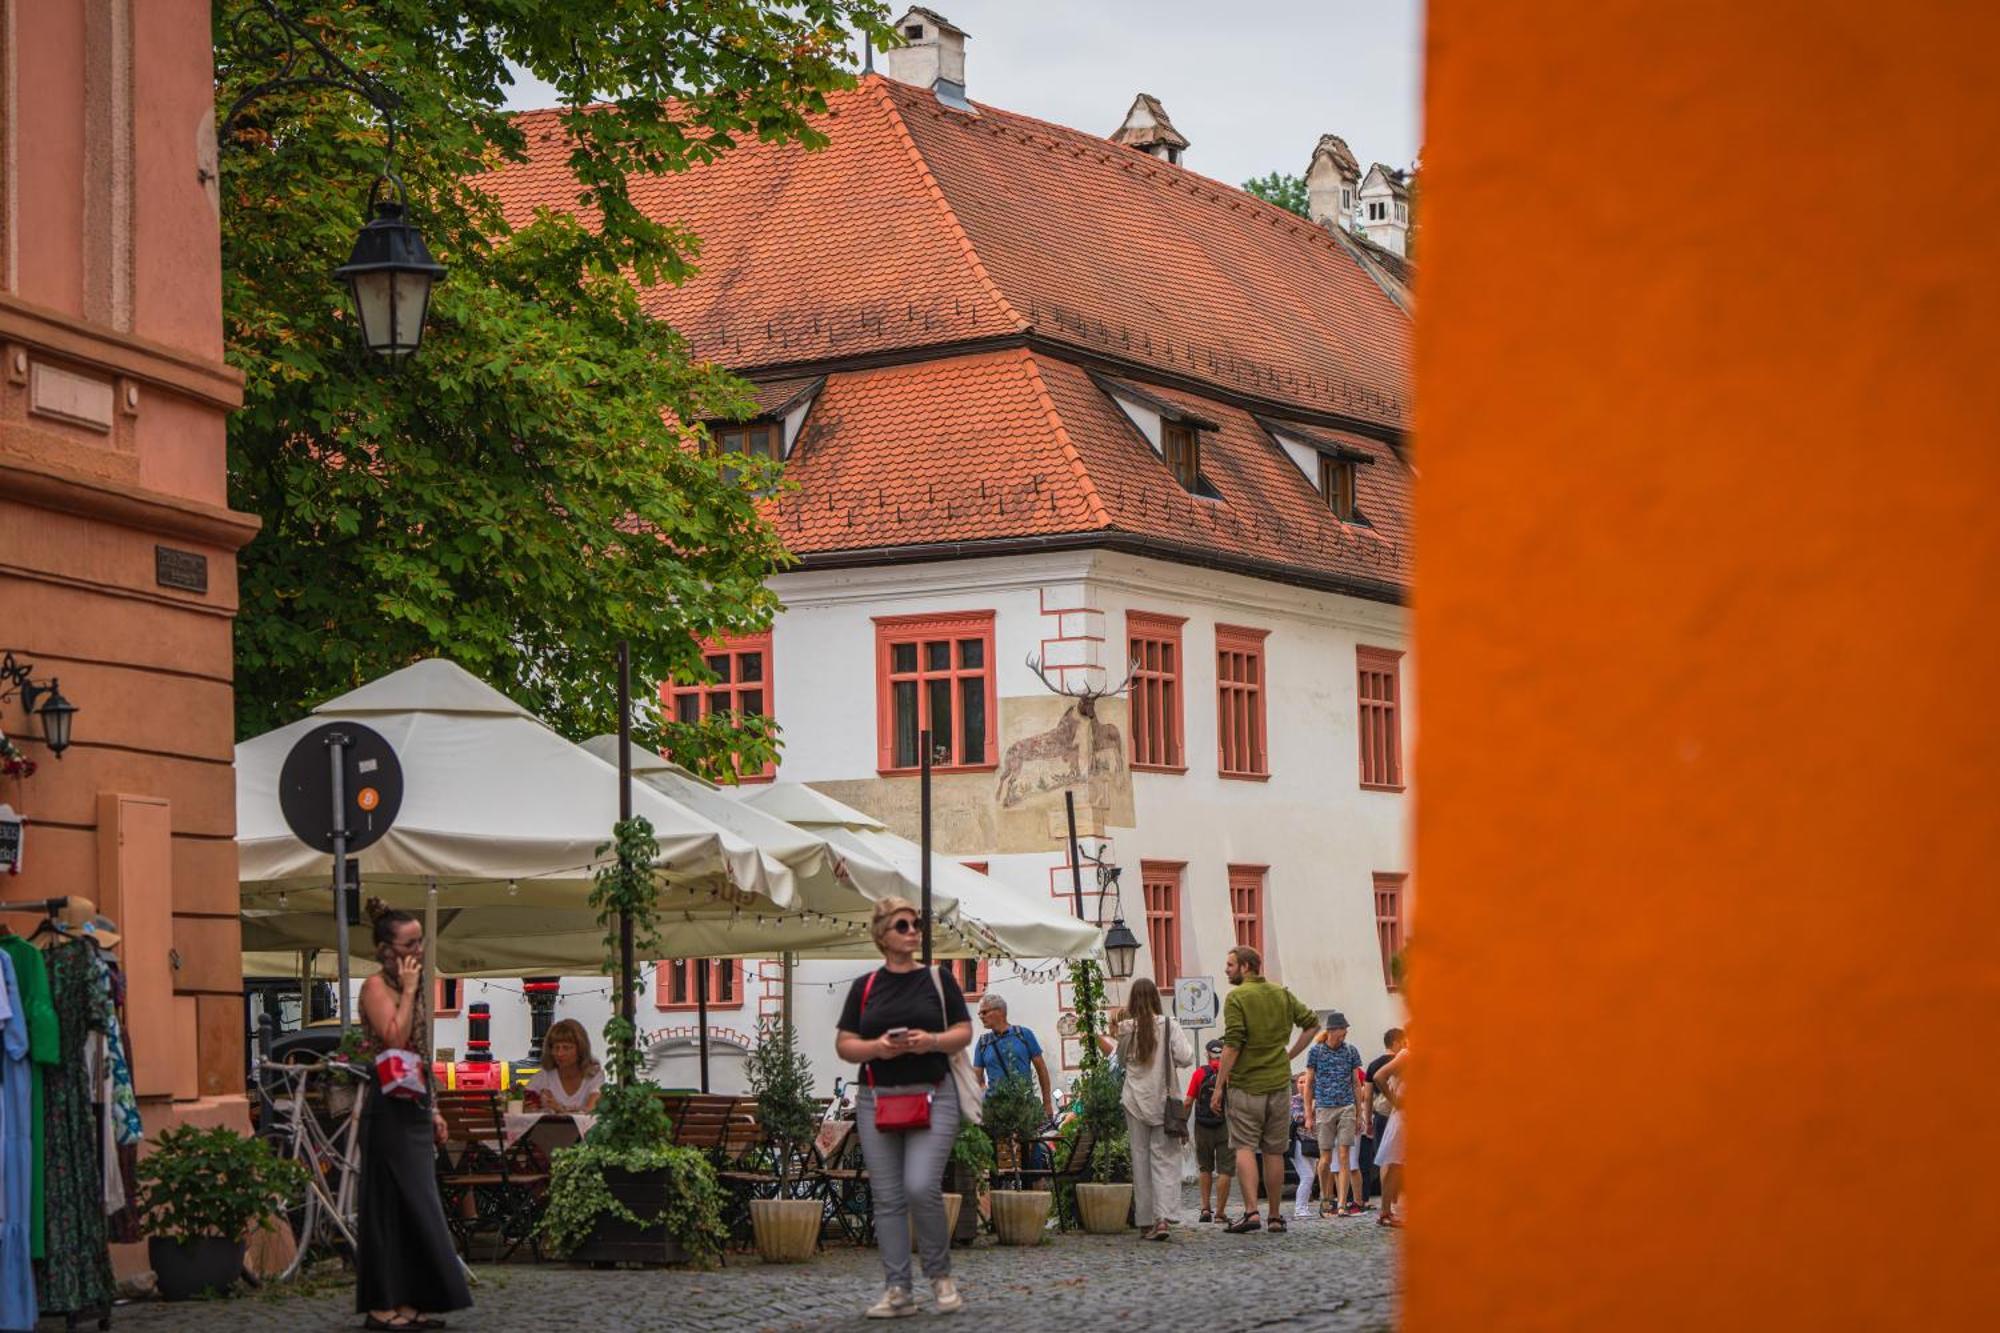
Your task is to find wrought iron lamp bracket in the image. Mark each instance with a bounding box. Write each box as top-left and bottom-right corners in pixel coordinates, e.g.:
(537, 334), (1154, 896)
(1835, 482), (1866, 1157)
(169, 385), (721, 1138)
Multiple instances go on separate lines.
(215, 0), (403, 159)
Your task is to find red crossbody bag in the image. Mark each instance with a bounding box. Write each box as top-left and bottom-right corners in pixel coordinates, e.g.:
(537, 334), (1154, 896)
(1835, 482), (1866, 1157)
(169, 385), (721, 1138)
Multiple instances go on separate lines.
(860, 970), (932, 1132)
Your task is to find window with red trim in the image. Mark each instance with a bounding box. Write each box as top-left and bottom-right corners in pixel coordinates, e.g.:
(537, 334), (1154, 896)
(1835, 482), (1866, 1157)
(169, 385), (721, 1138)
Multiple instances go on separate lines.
(1228, 865), (1265, 955)
(1141, 861), (1184, 988)
(1320, 454), (1359, 521)
(433, 977), (462, 1016)
(1216, 625), (1270, 778)
(1357, 645), (1404, 791)
(1374, 873), (1407, 991)
(1128, 612), (1186, 771)
(875, 612), (997, 772)
(662, 632), (774, 782)
(655, 958), (742, 1010)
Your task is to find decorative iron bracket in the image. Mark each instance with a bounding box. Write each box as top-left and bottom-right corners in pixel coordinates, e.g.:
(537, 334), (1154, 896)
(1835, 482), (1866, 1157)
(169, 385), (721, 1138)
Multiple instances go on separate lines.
(215, 0), (402, 156)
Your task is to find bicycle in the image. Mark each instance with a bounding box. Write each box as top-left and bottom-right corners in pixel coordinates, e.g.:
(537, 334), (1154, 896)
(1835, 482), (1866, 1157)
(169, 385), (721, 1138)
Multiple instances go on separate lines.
(254, 1050), (366, 1280)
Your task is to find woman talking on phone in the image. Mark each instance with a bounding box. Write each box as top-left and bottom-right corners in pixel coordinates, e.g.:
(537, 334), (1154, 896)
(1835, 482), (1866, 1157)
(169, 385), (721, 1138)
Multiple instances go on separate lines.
(835, 897), (974, 1319)
(354, 901), (471, 1331)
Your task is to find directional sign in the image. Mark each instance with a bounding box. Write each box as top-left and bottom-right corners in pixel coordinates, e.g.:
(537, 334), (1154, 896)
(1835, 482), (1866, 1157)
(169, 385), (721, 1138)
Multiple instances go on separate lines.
(1174, 976), (1218, 1028)
(278, 721), (404, 853)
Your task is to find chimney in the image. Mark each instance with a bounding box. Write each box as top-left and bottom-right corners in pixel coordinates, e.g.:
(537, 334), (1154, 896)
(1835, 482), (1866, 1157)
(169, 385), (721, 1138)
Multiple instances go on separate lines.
(1111, 93), (1190, 166)
(883, 8), (972, 111)
(1305, 134), (1361, 231)
(1358, 163), (1413, 257)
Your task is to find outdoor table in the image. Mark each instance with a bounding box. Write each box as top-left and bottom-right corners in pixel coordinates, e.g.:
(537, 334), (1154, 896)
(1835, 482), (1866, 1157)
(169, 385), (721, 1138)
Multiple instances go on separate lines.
(503, 1110), (594, 1153)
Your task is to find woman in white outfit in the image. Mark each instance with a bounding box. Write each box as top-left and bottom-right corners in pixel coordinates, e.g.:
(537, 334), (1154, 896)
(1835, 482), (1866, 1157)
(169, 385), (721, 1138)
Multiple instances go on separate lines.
(1097, 977), (1194, 1240)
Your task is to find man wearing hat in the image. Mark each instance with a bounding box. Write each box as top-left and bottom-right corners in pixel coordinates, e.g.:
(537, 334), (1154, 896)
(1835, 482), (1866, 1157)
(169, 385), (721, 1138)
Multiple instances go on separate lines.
(1304, 1011), (1369, 1216)
(1183, 1038), (1234, 1222)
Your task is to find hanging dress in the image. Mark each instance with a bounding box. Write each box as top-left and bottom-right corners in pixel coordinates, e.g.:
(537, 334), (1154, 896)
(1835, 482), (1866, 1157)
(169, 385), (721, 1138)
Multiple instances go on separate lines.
(37, 938), (113, 1316)
(0, 937), (55, 1261)
(0, 952), (37, 1331)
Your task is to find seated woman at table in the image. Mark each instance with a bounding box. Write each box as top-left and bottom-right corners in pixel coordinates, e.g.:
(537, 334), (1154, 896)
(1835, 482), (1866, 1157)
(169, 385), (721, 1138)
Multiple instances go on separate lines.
(521, 1019), (603, 1113)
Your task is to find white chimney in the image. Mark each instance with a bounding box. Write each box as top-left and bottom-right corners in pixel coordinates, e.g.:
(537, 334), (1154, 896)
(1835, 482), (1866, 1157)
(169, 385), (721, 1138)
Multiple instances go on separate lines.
(1305, 134), (1361, 231)
(1358, 162), (1412, 257)
(884, 8), (971, 110)
(1110, 93), (1190, 166)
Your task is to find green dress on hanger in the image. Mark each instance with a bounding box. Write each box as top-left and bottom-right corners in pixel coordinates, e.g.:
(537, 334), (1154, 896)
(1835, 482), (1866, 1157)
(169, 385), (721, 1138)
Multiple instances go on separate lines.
(38, 937), (114, 1315)
(0, 933), (58, 1259)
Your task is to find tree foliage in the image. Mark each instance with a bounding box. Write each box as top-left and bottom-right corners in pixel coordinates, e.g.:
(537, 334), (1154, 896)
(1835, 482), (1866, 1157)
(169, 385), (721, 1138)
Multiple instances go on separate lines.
(215, 1), (895, 756)
(1242, 170), (1310, 218)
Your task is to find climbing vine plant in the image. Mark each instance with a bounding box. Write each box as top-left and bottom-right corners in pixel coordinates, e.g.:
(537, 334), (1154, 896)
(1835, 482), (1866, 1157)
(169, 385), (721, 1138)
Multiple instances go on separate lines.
(590, 814), (662, 1088)
(1069, 959), (1108, 1072)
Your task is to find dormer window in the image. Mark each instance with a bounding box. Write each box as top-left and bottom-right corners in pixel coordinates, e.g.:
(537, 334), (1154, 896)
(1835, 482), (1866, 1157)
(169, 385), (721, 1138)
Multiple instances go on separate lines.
(904, 22), (924, 37)
(1163, 422), (1202, 492)
(1320, 455), (1358, 521)
(716, 423), (781, 462)
(1368, 201), (1387, 222)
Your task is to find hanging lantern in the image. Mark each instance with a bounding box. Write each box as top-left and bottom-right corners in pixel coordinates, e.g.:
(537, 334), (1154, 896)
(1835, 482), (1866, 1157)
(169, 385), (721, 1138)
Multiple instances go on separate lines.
(334, 175), (445, 358)
(22, 678), (76, 759)
(1101, 917), (1142, 981)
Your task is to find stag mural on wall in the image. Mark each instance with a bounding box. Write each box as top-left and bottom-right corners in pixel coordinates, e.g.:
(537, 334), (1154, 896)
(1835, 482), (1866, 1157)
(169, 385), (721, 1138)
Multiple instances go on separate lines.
(996, 656), (1135, 810)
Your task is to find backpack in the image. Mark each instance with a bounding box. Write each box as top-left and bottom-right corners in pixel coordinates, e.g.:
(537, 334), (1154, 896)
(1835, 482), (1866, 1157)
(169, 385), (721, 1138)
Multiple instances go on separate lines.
(1193, 1065), (1228, 1127)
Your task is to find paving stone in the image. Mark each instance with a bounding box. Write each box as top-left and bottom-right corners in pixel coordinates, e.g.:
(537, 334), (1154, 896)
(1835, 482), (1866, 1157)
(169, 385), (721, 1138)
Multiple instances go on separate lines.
(107, 1187), (1396, 1332)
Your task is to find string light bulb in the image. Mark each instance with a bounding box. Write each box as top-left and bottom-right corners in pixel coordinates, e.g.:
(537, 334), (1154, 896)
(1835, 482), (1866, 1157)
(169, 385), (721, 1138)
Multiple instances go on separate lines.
(506, 879), (518, 897)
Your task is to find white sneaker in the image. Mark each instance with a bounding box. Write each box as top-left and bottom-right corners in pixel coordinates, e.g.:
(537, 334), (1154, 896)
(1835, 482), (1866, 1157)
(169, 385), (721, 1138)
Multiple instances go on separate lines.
(932, 1276), (963, 1314)
(866, 1287), (917, 1319)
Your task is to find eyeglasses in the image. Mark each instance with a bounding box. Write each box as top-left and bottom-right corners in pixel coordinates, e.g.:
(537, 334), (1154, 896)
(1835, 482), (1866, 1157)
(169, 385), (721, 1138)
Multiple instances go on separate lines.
(888, 918), (919, 935)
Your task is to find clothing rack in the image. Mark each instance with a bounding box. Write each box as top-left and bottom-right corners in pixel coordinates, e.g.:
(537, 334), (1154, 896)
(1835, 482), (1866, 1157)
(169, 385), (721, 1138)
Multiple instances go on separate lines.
(0, 896), (66, 913)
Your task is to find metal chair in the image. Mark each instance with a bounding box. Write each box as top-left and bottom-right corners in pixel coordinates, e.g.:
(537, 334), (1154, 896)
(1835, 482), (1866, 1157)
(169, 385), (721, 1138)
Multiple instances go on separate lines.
(435, 1090), (547, 1261)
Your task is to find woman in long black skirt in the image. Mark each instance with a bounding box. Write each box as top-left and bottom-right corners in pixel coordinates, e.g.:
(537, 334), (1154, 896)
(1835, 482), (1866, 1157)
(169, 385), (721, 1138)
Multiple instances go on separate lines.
(355, 903), (472, 1331)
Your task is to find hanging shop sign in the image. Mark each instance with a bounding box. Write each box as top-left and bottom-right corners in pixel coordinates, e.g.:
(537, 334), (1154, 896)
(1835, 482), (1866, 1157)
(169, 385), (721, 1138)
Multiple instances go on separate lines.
(0, 804), (22, 874)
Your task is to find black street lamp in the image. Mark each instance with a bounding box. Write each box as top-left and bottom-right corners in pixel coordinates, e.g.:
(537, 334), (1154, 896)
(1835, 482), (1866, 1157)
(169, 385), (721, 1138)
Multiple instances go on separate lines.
(1101, 917), (1142, 982)
(335, 177), (445, 359)
(1, 654), (79, 759)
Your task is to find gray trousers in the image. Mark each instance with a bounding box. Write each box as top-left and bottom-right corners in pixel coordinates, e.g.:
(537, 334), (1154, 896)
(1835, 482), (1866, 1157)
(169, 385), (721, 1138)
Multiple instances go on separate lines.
(857, 1083), (959, 1288)
(1127, 1111), (1185, 1227)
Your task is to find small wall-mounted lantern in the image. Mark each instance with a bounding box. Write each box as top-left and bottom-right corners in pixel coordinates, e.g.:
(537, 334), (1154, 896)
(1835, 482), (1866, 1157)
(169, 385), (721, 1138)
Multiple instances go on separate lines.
(0, 653), (79, 760)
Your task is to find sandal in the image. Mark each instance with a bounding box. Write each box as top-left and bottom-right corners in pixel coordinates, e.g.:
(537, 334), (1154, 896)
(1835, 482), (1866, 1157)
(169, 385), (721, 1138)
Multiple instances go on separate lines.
(1198, 1209), (1213, 1223)
(1224, 1213), (1263, 1234)
(363, 1319), (415, 1332)
(1267, 1217), (1289, 1234)
(1377, 1213), (1402, 1229)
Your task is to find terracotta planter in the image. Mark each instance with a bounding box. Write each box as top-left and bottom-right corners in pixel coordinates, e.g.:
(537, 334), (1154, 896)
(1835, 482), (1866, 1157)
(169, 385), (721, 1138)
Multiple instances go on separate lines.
(990, 1189), (1052, 1246)
(912, 1194), (964, 1250)
(1075, 1182), (1134, 1234)
(749, 1198), (822, 1264)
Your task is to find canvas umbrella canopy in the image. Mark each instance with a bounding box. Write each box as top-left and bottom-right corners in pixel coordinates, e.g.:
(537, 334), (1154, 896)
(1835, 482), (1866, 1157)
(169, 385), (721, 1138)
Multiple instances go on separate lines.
(737, 782), (1104, 961)
(580, 737), (1011, 960)
(236, 659), (877, 976)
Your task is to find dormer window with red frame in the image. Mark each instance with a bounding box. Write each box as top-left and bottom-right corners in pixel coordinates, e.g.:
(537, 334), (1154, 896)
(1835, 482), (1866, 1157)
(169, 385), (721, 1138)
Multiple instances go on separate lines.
(662, 632), (774, 782)
(875, 612), (997, 773)
(1321, 454), (1358, 521)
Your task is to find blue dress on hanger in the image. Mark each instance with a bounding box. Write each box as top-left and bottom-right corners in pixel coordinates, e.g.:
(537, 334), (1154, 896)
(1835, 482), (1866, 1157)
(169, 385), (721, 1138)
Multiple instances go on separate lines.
(0, 950), (37, 1330)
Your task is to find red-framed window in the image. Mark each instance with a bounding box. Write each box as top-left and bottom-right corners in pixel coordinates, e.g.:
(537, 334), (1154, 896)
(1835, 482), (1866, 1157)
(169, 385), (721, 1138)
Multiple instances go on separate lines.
(1374, 872), (1407, 991)
(1216, 625), (1270, 779)
(655, 958), (742, 1010)
(1140, 861), (1184, 988)
(1320, 454), (1359, 521)
(1127, 611), (1187, 771)
(1228, 865), (1266, 956)
(433, 977), (462, 1016)
(874, 612), (997, 773)
(715, 422), (781, 463)
(1357, 645), (1404, 791)
(662, 632), (775, 782)
(950, 862), (992, 996)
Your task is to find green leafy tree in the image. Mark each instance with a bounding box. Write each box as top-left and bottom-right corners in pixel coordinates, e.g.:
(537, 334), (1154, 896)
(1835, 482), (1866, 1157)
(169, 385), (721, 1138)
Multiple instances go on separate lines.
(215, 1), (896, 759)
(1242, 170), (1310, 217)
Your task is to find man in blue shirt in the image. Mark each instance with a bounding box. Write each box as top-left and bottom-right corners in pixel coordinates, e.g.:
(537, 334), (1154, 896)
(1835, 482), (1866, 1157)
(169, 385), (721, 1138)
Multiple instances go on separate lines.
(1304, 1011), (1370, 1216)
(972, 993), (1054, 1120)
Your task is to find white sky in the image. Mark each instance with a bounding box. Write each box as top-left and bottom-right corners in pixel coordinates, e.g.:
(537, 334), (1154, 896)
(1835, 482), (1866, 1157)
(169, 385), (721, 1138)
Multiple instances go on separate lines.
(501, 1), (1425, 191)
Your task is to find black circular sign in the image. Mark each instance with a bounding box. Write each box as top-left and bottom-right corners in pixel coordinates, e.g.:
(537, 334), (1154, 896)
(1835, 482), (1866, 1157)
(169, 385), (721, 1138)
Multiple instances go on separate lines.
(278, 721), (404, 853)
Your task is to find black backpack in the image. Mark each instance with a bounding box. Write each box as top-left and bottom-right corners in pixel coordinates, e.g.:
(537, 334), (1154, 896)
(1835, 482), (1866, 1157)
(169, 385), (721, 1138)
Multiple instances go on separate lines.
(1193, 1065), (1227, 1126)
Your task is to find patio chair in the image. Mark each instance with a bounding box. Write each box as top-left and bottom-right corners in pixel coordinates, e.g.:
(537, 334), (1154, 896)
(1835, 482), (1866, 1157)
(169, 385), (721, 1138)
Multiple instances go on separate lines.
(808, 1119), (872, 1245)
(1012, 1125), (1095, 1230)
(435, 1089), (548, 1261)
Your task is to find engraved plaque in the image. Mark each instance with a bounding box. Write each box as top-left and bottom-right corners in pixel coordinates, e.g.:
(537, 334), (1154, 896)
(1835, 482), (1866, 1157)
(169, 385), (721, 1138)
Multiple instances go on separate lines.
(28, 363), (114, 431)
(155, 546), (209, 594)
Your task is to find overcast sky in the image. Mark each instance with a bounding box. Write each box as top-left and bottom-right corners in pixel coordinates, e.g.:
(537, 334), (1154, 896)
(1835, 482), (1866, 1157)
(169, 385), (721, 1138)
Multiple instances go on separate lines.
(501, 1), (1425, 191)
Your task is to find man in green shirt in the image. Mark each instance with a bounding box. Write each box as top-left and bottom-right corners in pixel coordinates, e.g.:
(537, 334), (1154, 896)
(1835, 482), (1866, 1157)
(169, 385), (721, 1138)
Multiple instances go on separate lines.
(1212, 945), (1319, 1233)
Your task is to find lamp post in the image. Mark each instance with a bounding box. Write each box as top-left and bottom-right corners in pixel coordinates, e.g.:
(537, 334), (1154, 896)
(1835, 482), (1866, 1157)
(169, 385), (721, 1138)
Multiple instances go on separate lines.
(334, 176), (445, 359)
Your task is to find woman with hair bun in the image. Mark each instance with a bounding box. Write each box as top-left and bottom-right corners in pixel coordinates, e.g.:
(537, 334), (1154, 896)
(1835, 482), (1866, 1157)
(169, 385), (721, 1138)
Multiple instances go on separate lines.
(354, 900), (471, 1331)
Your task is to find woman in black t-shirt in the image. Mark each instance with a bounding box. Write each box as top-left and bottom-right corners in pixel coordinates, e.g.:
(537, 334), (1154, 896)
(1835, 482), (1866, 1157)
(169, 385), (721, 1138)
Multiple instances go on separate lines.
(834, 896), (973, 1318)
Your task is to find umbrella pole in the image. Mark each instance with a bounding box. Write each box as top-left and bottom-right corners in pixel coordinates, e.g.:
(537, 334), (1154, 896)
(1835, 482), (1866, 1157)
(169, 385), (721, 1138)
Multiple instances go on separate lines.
(617, 640), (637, 1084)
(424, 880), (439, 1066)
(696, 959), (710, 1092)
(1065, 789), (1086, 920)
(920, 726), (933, 965)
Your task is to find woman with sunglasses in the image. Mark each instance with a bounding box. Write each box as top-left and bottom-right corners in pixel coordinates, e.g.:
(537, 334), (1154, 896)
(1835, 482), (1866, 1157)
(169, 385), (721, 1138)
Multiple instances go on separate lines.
(835, 897), (974, 1318)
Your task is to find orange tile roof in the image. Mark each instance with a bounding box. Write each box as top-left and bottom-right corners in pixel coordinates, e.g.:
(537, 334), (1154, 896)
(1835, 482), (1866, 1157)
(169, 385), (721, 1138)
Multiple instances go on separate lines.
(487, 77), (1413, 599)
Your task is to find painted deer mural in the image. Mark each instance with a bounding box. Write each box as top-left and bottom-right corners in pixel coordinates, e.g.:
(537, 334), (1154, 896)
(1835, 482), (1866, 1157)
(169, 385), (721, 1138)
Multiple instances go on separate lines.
(996, 656), (1136, 809)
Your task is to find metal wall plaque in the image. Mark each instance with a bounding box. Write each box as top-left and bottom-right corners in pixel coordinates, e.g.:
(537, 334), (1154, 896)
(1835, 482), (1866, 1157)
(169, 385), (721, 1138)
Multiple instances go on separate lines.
(155, 546), (209, 593)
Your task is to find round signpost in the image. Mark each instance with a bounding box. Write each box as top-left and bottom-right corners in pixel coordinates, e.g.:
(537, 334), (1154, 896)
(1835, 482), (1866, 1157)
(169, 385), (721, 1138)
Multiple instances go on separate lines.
(279, 721), (404, 1029)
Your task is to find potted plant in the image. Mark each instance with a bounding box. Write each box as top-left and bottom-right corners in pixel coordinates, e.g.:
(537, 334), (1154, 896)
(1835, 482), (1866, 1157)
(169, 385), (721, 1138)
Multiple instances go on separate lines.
(133, 1125), (308, 1300)
(1069, 1060), (1133, 1233)
(946, 1121), (993, 1245)
(745, 1017), (823, 1263)
(535, 816), (727, 1266)
(982, 1072), (1052, 1245)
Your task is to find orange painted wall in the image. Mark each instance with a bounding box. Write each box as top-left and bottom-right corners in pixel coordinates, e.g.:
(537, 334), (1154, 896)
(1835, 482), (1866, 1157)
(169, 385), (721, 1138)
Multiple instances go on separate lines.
(1410, 2), (2000, 1327)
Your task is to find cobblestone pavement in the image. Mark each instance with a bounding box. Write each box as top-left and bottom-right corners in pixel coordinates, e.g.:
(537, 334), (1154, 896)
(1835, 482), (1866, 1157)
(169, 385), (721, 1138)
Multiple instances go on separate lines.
(106, 1188), (1397, 1333)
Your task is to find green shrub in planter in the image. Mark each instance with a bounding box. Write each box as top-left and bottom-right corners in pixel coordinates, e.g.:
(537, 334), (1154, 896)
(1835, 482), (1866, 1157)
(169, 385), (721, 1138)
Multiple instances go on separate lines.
(980, 1073), (1045, 1191)
(134, 1126), (307, 1300)
(538, 1141), (727, 1263)
(950, 1122), (995, 1181)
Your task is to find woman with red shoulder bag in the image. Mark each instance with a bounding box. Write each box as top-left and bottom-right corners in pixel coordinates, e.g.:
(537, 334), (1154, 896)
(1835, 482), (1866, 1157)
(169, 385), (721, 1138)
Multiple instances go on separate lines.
(835, 897), (974, 1318)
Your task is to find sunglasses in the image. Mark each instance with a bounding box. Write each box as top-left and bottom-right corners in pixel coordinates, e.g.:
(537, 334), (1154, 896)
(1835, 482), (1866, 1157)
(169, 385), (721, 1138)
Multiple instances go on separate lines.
(888, 918), (920, 934)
